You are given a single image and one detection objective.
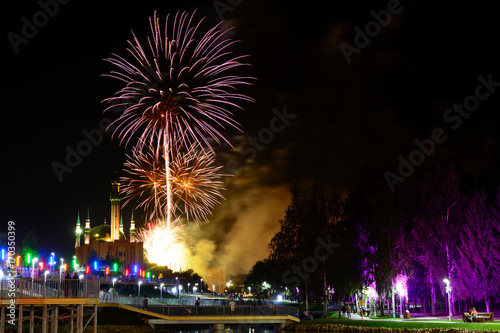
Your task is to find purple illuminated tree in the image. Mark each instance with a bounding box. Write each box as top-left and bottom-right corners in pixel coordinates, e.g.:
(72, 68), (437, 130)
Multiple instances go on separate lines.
(411, 158), (464, 315)
(455, 190), (500, 312)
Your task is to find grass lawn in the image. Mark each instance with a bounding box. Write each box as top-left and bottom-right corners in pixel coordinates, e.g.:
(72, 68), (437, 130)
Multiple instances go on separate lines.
(291, 317), (500, 331)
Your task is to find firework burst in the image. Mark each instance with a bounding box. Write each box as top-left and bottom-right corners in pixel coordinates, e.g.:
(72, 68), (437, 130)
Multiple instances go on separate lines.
(121, 143), (228, 224)
(136, 218), (189, 269)
(104, 10), (253, 267)
(103, 10), (254, 152)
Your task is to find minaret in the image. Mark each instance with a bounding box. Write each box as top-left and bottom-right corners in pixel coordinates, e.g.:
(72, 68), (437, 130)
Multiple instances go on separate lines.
(119, 215), (124, 235)
(75, 211), (82, 248)
(130, 210), (136, 243)
(110, 179), (121, 241)
(84, 207), (91, 245)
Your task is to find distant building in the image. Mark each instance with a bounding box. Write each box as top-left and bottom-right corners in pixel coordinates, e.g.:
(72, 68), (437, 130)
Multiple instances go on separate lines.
(206, 268), (226, 295)
(75, 179), (143, 270)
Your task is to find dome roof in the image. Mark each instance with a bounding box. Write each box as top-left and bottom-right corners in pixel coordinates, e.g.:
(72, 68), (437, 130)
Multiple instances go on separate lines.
(90, 224), (126, 241)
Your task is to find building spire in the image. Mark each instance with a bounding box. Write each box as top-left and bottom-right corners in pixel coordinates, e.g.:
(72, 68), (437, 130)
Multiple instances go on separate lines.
(119, 215), (124, 234)
(130, 209), (136, 243)
(75, 211), (82, 248)
(110, 178), (121, 241)
(84, 206), (91, 245)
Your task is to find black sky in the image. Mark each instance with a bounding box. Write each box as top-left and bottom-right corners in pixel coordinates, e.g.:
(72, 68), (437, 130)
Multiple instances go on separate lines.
(2, 0), (500, 267)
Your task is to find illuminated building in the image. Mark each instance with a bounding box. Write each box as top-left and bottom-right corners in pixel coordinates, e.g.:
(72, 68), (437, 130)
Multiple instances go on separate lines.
(205, 268), (226, 295)
(74, 179), (143, 271)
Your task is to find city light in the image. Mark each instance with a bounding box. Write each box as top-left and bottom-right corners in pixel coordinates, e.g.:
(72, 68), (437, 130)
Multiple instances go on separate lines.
(113, 278), (117, 287)
(443, 278), (452, 321)
(31, 257), (38, 285)
(138, 280), (142, 297)
(160, 283), (164, 300)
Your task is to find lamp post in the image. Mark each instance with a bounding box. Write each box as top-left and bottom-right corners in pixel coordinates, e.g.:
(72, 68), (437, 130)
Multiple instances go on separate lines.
(200, 278), (203, 293)
(31, 257), (38, 295)
(178, 285), (182, 299)
(31, 258), (38, 282)
(248, 286), (251, 299)
(443, 278), (452, 321)
(160, 283), (164, 301)
(138, 280), (142, 298)
(188, 283), (190, 294)
(213, 284), (215, 297)
(44, 271), (49, 297)
(50, 252), (55, 273)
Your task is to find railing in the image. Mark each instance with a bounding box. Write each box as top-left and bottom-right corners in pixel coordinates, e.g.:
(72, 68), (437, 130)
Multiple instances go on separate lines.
(0, 278), (100, 299)
(125, 304), (299, 317)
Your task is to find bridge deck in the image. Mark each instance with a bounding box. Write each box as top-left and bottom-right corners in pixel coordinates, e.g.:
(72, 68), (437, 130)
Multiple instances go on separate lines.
(105, 304), (300, 325)
(1, 297), (100, 305)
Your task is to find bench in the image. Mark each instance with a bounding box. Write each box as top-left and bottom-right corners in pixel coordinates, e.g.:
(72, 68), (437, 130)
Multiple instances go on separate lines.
(474, 312), (495, 322)
(463, 312), (495, 322)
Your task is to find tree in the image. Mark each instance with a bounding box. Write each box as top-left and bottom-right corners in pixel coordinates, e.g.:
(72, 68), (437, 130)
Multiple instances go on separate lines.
(410, 157), (464, 315)
(21, 229), (39, 266)
(344, 167), (409, 317)
(455, 190), (500, 312)
(268, 185), (356, 318)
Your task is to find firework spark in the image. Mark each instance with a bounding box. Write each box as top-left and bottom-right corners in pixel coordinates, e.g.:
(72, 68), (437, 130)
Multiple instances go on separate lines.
(104, 10), (252, 268)
(121, 144), (228, 224)
(136, 218), (189, 269)
(103, 10), (254, 152)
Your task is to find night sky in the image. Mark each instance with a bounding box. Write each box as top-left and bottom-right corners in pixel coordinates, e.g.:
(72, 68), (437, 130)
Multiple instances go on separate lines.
(2, 0), (500, 276)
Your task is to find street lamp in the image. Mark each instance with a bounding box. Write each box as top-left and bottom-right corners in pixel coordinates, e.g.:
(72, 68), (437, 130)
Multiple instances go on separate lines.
(200, 278), (203, 293)
(443, 278), (452, 321)
(213, 284), (215, 297)
(112, 278), (117, 287)
(178, 285), (182, 299)
(59, 264), (64, 281)
(31, 257), (38, 282)
(193, 286), (197, 294)
(44, 271), (49, 297)
(160, 283), (164, 301)
(138, 280), (142, 298)
(188, 283), (190, 294)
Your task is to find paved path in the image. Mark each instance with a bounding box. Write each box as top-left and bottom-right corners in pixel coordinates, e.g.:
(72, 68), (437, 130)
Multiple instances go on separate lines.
(347, 313), (467, 323)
